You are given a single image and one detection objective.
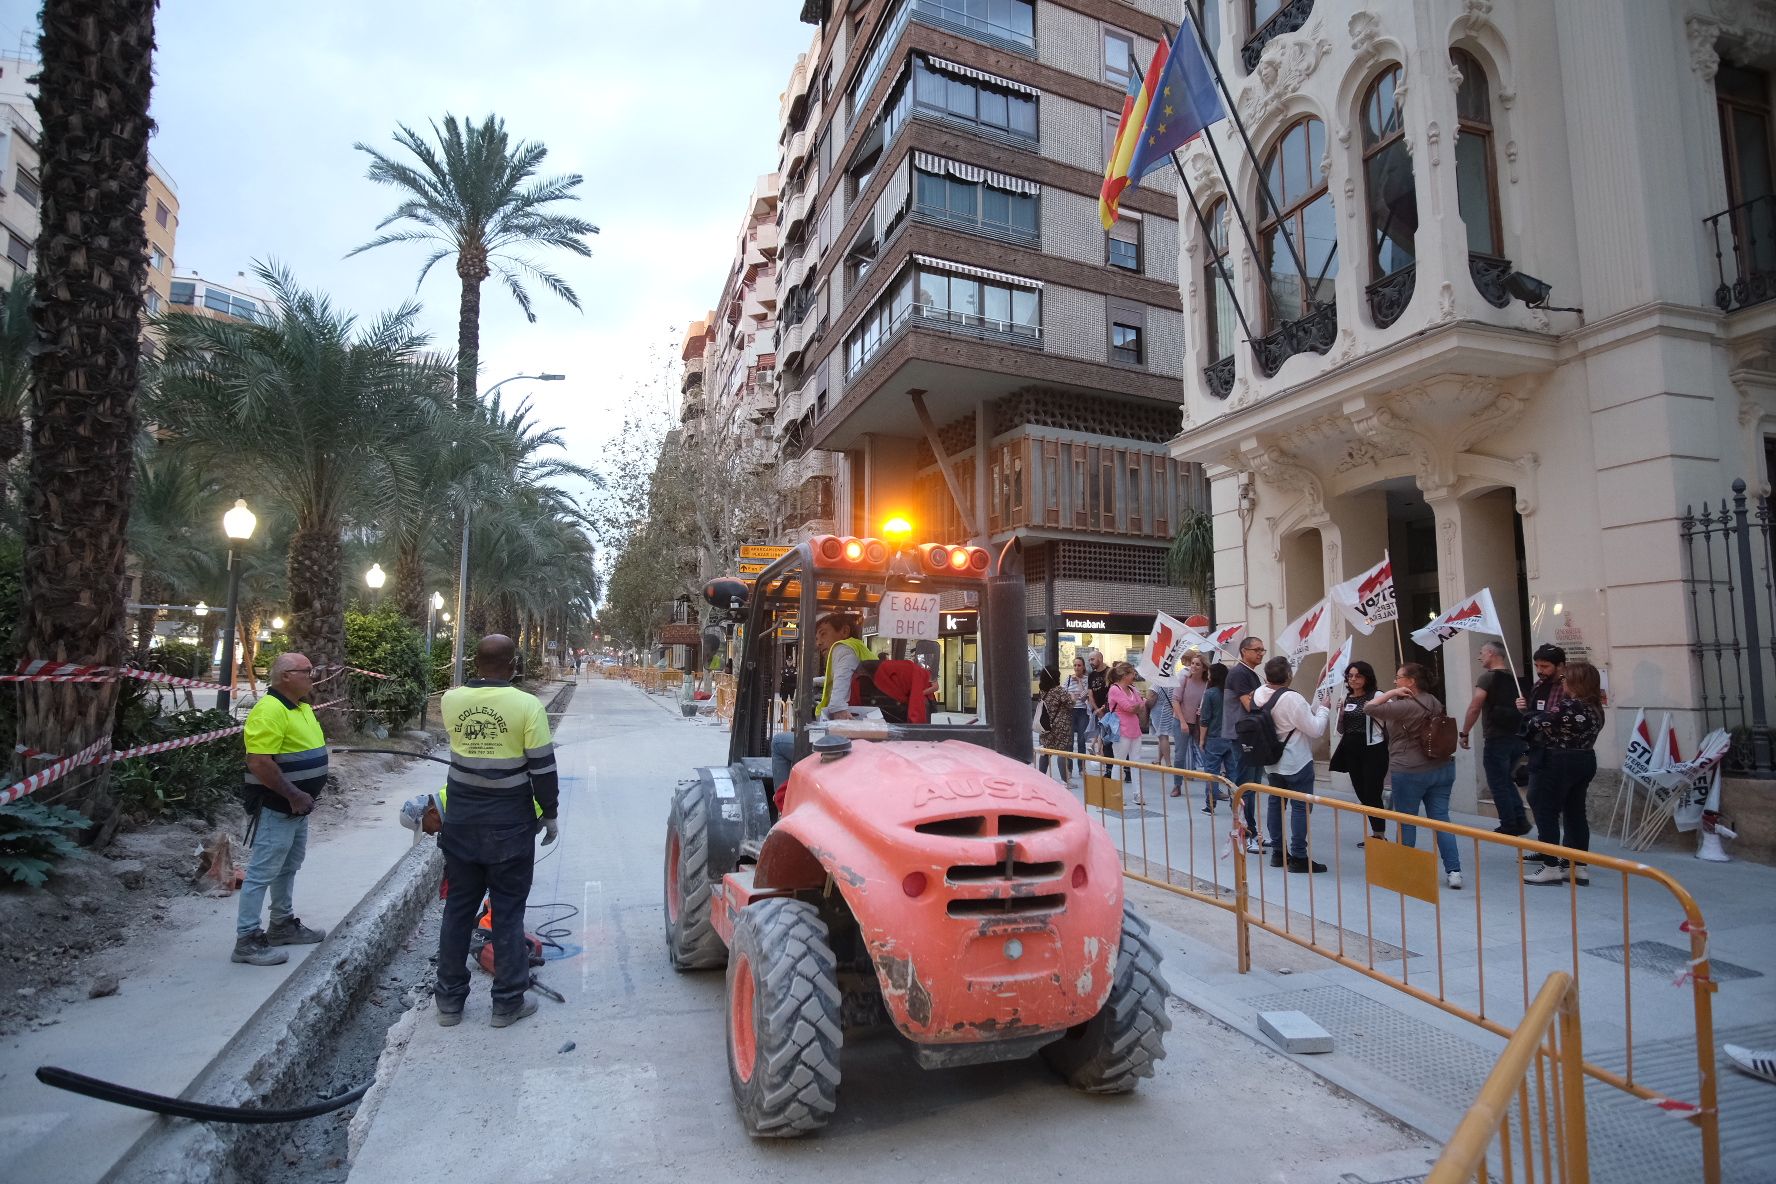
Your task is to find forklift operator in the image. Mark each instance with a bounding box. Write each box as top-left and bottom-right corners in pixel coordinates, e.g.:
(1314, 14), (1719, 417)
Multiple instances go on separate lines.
(770, 612), (877, 788)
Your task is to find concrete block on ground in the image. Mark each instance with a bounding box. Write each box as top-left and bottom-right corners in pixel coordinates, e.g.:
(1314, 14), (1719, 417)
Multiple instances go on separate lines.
(1259, 1009), (1334, 1054)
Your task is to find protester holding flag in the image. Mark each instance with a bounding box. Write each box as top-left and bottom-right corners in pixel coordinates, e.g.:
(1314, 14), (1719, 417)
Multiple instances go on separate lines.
(1520, 661), (1606, 886)
(1330, 660), (1389, 845)
(1365, 663), (1464, 889)
(1460, 641), (1531, 836)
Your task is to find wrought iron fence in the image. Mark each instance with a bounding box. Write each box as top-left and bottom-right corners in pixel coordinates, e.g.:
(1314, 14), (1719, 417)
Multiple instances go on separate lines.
(1704, 193), (1776, 313)
(1679, 479), (1775, 775)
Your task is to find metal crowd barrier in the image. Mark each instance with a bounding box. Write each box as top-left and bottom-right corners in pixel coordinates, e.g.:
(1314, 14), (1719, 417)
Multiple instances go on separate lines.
(1037, 746), (1722, 1184)
(1428, 970), (1590, 1183)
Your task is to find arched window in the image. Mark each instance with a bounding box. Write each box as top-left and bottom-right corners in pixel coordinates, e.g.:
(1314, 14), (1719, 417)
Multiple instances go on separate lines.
(1204, 198), (1235, 362)
(1452, 49), (1502, 258)
(1362, 66), (1415, 279)
(1258, 116), (1336, 327)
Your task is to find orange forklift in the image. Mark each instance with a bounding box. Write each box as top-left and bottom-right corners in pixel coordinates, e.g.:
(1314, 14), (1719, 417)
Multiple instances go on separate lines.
(663, 533), (1171, 1137)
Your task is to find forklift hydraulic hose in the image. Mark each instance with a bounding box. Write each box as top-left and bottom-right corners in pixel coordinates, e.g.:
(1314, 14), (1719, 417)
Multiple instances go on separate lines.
(34, 1066), (371, 1123)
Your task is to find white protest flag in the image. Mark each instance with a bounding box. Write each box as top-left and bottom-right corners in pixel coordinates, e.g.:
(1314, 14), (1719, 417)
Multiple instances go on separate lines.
(1329, 554), (1398, 636)
(1276, 599), (1332, 670)
(1654, 713), (1679, 778)
(1136, 612), (1210, 688)
(1205, 621), (1246, 659)
(1620, 708), (1656, 783)
(1314, 637), (1353, 706)
(1410, 587), (1504, 652)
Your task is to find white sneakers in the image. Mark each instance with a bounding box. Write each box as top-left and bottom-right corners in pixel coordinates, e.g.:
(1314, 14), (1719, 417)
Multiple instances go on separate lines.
(1523, 861), (1591, 886)
(1446, 871), (1463, 890)
(1724, 1043), (1776, 1084)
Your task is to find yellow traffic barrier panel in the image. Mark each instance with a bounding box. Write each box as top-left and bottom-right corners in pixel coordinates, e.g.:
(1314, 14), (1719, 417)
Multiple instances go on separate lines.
(1036, 746), (1721, 1184)
(1429, 971), (1590, 1184)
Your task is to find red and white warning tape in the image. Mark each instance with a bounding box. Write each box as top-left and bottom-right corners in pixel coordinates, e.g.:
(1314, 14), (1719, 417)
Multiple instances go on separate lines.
(314, 664), (393, 681)
(103, 724), (243, 764)
(0, 736), (112, 806)
(0, 660), (229, 692)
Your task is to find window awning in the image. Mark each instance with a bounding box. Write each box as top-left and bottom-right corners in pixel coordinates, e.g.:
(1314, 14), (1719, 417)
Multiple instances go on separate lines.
(912, 151), (1041, 196)
(914, 254), (1043, 290)
(921, 54), (1040, 97)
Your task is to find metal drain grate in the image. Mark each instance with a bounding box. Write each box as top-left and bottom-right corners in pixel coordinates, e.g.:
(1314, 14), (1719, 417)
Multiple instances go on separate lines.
(1245, 984), (1755, 1184)
(1582, 940), (1762, 981)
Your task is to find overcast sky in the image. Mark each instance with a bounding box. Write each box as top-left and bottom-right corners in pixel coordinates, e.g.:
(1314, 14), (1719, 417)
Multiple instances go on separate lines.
(0, 0), (812, 485)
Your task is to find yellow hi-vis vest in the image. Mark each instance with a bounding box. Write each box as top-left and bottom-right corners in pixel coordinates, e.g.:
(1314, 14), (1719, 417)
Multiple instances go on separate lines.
(817, 637), (876, 716)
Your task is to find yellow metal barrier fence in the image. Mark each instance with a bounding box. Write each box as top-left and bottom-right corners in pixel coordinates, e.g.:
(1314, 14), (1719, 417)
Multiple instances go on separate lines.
(1037, 746), (1722, 1184)
(1429, 971), (1590, 1184)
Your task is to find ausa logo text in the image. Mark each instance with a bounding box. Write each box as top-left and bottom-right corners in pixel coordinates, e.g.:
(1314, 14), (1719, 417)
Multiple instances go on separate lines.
(913, 775), (1059, 809)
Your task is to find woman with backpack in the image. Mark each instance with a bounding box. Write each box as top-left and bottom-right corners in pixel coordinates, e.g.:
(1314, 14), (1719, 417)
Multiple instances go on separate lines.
(1330, 660), (1389, 847)
(1519, 661), (1605, 886)
(1364, 663), (1464, 889)
(1035, 665), (1076, 784)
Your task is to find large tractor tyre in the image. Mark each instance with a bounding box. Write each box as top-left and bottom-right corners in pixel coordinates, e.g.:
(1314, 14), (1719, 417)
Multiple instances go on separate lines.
(725, 897), (843, 1137)
(1040, 904), (1172, 1094)
(664, 779), (727, 971)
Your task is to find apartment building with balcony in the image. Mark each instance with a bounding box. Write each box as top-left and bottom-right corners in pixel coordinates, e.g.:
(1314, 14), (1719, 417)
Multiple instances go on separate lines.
(779, 0), (1211, 682)
(0, 58), (181, 326)
(701, 173), (782, 447)
(1170, 0), (1776, 807)
(165, 269), (273, 324)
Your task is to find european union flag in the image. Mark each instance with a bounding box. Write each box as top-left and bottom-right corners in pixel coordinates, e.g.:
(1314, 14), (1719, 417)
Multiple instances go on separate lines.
(1126, 20), (1225, 183)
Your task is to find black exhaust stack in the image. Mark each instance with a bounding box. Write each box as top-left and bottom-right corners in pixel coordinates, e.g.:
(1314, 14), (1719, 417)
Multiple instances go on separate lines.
(985, 539), (1032, 764)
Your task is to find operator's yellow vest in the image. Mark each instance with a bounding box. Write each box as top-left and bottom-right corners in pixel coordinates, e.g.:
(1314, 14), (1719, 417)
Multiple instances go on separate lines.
(817, 637), (876, 715)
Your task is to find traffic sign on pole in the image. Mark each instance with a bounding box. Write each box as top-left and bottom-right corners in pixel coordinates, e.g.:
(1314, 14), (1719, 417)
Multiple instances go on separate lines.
(739, 545), (792, 561)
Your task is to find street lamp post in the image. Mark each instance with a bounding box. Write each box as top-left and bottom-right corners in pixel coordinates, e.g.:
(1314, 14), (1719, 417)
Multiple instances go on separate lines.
(217, 499), (257, 711)
(451, 371), (566, 685)
(420, 591), (444, 728)
(365, 562), (386, 607)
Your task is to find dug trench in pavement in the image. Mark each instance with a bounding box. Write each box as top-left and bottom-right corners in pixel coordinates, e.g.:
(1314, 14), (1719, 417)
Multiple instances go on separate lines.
(0, 748), (454, 1184)
(345, 678), (1438, 1183)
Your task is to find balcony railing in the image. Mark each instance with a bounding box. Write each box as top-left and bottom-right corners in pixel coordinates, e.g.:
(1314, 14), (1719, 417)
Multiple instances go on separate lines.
(1241, 0), (1315, 72)
(1252, 302), (1337, 378)
(1468, 252), (1514, 309)
(845, 301), (1042, 383)
(1706, 193), (1776, 313)
(1366, 263), (1415, 329)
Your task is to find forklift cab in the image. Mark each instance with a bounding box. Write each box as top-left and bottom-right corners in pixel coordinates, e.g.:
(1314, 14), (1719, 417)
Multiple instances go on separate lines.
(706, 534), (1034, 794)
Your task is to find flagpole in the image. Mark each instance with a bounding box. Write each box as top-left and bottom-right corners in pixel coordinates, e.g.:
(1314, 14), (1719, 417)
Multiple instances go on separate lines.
(1127, 50), (1277, 335)
(1385, 549), (1406, 667)
(1170, 12), (1314, 307)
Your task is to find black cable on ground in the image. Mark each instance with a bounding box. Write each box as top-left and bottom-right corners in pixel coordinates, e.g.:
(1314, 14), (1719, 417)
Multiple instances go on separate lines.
(329, 746), (451, 765)
(34, 1066), (371, 1124)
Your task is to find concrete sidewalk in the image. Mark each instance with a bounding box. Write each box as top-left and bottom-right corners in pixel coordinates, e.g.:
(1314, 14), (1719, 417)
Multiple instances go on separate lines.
(1093, 761), (1776, 1184)
(0, 755), (443, 1184)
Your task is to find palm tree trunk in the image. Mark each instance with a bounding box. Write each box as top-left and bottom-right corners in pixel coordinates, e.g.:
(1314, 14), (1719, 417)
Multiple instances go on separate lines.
(455, 261), (484, 414)
(19, 0), (156, 826)
(287, 524), (345, 729)
(391, 537), (426, 627)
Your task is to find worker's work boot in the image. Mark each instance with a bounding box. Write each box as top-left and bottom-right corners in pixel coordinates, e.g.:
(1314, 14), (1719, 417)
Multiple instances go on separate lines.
(266, 916), (326, 945)
(490, 995), (539, 1029)
(435, 1004), (463, 1028)
(231, 930), (289, 966)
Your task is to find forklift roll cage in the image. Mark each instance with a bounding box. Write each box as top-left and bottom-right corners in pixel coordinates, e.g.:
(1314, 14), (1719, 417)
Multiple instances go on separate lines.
(723, 536), (1034, 771)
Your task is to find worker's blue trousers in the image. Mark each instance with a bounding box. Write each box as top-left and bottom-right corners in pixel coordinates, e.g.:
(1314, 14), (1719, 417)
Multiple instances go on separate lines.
(434, 821), (536, 1014)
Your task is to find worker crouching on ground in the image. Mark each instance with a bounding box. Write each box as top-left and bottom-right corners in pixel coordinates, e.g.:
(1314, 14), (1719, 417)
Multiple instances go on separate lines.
(233, 652), (329, 966)
(435, 634), (560, 1029)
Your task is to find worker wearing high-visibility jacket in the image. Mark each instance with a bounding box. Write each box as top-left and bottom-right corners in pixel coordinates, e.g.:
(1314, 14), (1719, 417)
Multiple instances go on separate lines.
(433, 634), (558, 1030)
(771, 613), (876, 789)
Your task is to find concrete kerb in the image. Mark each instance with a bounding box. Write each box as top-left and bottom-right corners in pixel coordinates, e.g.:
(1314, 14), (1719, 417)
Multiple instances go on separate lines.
(104, 839), (444, 1184)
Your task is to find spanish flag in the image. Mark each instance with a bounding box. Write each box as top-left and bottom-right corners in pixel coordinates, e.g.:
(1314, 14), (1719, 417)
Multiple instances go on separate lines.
(1099, 37), (1171, 230)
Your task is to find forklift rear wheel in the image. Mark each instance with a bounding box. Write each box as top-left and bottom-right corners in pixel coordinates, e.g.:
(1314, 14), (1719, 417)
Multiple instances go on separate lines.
(1040, 904), (1171, 1093)
(725, 897), (842, 1137)
(664, 779), (727, 970)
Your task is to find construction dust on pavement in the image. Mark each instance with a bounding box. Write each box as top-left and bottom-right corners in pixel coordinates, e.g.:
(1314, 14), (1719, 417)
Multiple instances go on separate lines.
(345, 679), (1437, 1182)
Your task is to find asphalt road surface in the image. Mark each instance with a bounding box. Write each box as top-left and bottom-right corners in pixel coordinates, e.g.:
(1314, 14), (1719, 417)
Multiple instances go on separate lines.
(346, 679), (1437, 1183)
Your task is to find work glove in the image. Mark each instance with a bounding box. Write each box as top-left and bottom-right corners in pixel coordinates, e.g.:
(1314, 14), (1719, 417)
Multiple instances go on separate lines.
(539, 817), (559, 845)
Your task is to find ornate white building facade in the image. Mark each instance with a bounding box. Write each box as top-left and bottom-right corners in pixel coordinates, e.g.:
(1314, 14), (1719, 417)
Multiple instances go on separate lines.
(1171, 0), (1776, 809)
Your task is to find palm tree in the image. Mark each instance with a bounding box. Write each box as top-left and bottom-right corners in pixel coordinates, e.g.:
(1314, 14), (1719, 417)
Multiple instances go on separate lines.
(349, 115), (598, 411)
(150, 265), (449, 712)
(125, 449), (218, 661)
(18, 0), (157, 820)
(0, 276), (33, 477)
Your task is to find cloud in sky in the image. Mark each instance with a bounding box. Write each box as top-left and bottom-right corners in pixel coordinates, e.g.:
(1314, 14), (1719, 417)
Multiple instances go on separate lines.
(133, 0), (813, 485)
